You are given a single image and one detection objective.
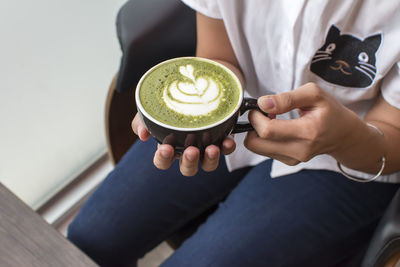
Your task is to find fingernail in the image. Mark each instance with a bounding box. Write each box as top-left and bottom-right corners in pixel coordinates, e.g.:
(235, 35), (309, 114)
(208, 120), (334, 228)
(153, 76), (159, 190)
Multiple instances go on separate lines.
(208, 150), (218, 160)
(160, 148), (170, 159)
(186, 153), (196, 162)
(259, 97), (275, 110)
(138, 125), (144, 138)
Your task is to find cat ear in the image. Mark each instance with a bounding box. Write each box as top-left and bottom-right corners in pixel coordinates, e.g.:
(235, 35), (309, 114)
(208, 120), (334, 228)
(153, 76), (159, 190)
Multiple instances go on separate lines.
(326, 25), (341, 42)
(364, 33), (382, 52)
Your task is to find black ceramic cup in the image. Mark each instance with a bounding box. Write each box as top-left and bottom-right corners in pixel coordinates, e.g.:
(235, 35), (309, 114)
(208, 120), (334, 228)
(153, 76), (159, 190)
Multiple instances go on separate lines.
(135, 57), (267, 153)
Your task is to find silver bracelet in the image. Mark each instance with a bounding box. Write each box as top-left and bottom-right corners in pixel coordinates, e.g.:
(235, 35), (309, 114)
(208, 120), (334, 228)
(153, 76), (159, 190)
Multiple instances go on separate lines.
(336, 123), (386, 183)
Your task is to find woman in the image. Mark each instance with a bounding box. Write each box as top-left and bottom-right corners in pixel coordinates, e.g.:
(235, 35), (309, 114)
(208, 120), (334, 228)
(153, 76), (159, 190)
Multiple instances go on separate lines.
(68, 1), (400, 266)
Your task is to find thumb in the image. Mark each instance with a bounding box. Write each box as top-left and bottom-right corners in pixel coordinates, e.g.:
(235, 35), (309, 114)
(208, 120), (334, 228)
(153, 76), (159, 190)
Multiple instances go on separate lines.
(257, 83), (323, 114)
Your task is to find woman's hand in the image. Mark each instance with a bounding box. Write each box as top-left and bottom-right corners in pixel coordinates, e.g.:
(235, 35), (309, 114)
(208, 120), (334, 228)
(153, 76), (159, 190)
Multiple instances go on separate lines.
(131, 113), (236, 176)
(245, 82), (365, 166)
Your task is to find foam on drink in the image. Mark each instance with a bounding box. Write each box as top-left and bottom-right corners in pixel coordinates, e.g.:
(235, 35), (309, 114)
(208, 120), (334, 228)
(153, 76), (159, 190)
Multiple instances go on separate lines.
(162, 65), (223, 116)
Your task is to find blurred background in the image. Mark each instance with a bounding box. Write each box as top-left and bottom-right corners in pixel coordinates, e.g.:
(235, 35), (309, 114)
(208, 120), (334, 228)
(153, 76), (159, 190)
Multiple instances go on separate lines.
(0, 0), (125, 208)
(0, 1), (174, 265)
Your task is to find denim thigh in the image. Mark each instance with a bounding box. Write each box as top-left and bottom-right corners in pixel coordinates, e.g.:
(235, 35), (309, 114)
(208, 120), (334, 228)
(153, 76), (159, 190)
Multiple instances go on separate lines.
(163, 160), (399, 267)
(67, 138), (250, 266)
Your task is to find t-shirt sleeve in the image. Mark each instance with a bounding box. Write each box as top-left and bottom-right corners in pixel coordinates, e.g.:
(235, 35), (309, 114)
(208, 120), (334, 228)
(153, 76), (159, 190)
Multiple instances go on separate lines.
(381, 61), (400, 109)
(181, 0), (222, 19)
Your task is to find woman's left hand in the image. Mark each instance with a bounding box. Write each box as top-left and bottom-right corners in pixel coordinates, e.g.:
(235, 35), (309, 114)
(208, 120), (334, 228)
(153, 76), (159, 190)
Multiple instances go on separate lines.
(245, 82), (363, 165)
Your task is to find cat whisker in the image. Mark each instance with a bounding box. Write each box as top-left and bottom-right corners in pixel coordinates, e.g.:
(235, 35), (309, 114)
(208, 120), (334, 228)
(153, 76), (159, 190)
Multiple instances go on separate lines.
(355, 66), (373, 81)
(315, 50), (331, 55)
(359, 62), (376, 70)
(359, 65), (376, 75)
(313, 54), (331, 59)
(311, 57), (331, 64)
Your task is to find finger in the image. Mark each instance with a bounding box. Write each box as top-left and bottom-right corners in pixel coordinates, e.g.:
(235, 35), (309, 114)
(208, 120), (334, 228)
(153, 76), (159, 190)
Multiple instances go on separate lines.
(201, 145), (220, 172)
(131, 114), (151, 141)
(138, 124), (151, 141)
(153, 144), (175, 170)
(244, 132), (300, 165)
(248, 110), (306, 141)
(244, 131), (309, 164)
(221, 137), (236, 155)
(180, 146), (200, 176)
(131, 114), (142, 135)
(258, 83), (325, 115)
(274, 156), (301, 166)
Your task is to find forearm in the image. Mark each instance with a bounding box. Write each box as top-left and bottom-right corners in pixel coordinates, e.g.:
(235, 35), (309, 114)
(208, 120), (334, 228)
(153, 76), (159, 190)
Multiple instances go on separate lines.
(329, 115), (386, 174)
(365, 119), (400, 174)
(195, 12), (245, 88)
(211, 59), (245, 88)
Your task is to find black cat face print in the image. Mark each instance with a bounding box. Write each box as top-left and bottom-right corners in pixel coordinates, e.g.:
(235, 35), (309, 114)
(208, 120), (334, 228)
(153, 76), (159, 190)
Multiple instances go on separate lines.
(310, 25), (382, 88)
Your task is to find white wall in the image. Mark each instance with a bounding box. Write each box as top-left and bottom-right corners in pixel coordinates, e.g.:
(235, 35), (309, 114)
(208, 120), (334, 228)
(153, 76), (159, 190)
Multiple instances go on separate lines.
(0, 0), (127, 208)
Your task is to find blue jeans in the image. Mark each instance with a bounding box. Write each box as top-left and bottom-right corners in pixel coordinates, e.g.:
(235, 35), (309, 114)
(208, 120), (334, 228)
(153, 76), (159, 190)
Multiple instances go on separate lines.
(68, 138), (398, 267)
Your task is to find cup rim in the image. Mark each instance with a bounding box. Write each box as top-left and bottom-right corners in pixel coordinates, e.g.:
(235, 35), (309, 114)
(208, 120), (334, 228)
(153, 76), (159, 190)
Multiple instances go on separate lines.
(135, 57), (243, 131)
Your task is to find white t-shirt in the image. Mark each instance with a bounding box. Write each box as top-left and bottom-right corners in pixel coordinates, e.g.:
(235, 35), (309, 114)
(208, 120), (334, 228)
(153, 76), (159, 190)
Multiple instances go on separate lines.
(181, 0), (400, 183)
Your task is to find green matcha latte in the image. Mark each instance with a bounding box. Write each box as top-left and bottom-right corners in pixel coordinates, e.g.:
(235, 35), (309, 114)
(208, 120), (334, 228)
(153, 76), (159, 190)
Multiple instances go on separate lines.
(138, 58), (241, 128)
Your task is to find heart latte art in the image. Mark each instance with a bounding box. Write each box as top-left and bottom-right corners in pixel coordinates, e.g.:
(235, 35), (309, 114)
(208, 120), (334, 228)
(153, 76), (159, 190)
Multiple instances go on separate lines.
(138, 58), (241, 128)
(163, 65), (223, 116)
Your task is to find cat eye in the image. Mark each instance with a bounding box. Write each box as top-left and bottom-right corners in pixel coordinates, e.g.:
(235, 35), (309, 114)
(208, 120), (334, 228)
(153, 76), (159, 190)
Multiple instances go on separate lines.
(325, 43), (336, 53)
(358, 52), (369, 63)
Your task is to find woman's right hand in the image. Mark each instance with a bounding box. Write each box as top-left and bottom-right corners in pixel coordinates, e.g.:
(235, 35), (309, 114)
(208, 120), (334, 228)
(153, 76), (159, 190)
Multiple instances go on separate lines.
(131, 113), (236, 176)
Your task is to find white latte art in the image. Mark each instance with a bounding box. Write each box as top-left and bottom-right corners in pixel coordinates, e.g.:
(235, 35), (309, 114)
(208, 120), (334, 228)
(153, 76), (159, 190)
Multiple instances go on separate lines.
(162, 65), (223, 116)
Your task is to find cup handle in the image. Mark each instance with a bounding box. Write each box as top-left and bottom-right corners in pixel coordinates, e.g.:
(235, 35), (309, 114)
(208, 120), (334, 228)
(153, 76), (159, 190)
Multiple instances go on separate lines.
(231, 97), (268, 134)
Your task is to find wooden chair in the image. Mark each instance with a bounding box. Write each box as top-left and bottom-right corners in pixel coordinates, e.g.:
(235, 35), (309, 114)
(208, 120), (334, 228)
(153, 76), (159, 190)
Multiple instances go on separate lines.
(105, 73), (137, 165)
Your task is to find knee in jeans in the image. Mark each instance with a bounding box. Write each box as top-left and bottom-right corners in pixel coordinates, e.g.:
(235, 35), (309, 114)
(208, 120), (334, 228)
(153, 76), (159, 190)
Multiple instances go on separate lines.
(67, 219), (103, 261)
(67, 217), (136, 266)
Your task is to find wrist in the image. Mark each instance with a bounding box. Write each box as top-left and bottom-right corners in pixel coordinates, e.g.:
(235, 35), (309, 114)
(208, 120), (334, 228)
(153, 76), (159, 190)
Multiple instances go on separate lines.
(328, 108), (366, 157)
(330, 119), (386, 174)
(211, 59), (245, 88)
